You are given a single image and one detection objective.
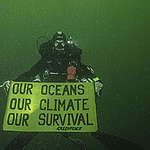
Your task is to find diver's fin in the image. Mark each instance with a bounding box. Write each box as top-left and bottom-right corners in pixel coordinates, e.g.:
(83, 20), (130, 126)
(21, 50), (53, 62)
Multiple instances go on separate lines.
(62, 133), (87, 150)
(92, 131), (145, 150)
(4, 132), (38, 150)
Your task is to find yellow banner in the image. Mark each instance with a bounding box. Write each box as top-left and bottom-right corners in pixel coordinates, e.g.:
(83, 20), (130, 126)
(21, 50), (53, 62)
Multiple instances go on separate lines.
(3, 81), (98, 132)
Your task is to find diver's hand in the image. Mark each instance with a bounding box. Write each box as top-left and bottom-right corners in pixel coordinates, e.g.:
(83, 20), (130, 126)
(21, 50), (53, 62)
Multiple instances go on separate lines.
(0, 80), (11, 94)
(95, 81), (103, 96)
(80, 78), (103, 96)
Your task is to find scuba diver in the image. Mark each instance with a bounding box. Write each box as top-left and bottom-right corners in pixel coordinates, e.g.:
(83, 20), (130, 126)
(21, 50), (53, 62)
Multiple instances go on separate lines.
(1, 31), (103, 150)
(15, 31), (103, 92)
(0, 31), (144, 150)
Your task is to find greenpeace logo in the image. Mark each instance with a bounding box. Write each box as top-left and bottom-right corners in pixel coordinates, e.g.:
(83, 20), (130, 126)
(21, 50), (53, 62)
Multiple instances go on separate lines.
(57, 126), (82, 131)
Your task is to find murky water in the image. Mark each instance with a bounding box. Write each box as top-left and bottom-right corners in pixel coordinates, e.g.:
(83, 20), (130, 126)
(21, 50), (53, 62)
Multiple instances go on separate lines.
(0, 0), (149, 149)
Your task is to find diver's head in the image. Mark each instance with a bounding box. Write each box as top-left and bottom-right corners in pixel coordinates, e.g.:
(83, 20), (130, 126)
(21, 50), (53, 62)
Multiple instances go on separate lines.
(52, 31), (67, 54)
(39, 31), (81, 67)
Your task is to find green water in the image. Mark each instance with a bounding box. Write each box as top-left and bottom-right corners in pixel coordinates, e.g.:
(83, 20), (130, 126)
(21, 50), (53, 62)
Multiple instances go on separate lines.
(0, 0), (150, 149)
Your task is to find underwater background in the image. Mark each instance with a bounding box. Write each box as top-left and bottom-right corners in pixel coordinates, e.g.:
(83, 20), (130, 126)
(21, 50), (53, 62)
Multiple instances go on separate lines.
(0, 0), (149, 149)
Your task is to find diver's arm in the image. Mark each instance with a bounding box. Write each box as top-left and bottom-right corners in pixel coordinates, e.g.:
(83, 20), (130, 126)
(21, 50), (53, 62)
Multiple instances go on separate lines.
(79, 64), (103, 96)
(15, 59), (45, 82)
(0, 59), (45, 94)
